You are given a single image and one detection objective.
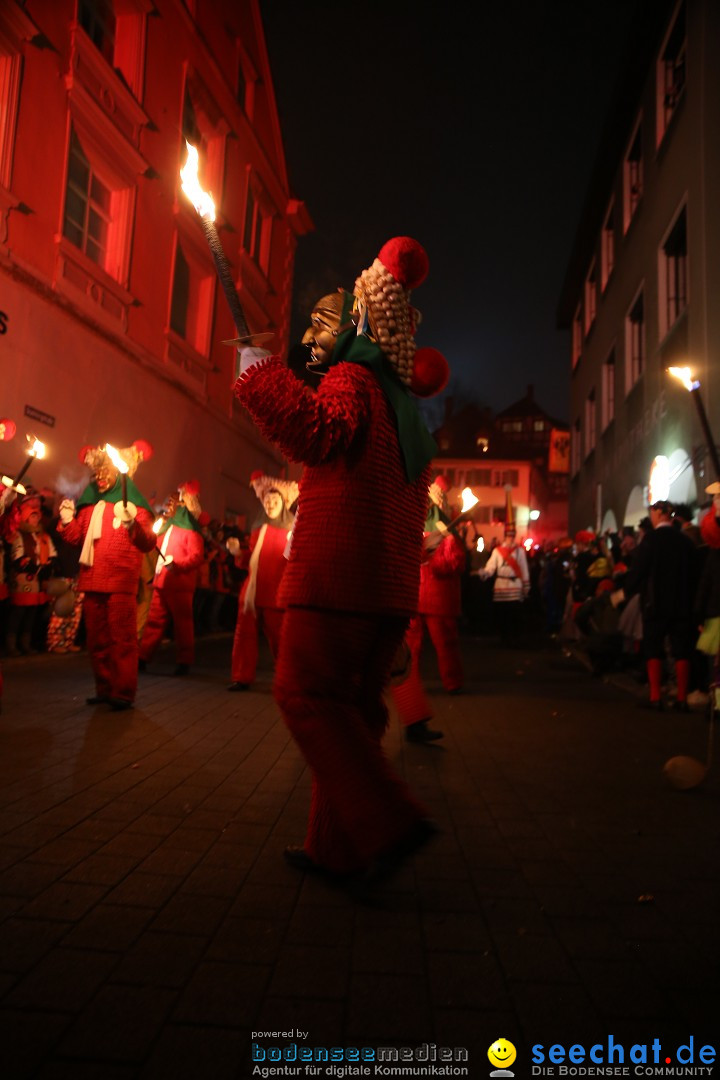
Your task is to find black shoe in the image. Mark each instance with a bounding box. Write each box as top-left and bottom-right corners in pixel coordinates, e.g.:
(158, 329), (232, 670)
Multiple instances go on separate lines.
(405, 720), (444, 742)
(86, 695), (110, 705)
(357, 819), (439, 893)
(283, 846), (317, 871)
(138, 659), (147, 673)
(639, 698), (664, 712)
(447, 687), (463, 696)
(109, 698), (133, 711)
(173, 663), (190, 676)
(282, 846), (352, 881)
(228, 681), (249, 692)
(673, 699), (690, 713)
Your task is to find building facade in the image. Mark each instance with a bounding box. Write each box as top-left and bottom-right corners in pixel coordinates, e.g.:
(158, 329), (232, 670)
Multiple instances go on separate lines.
(0, 0), (310, 523)
(558, 0), (720, 534)
(433, 386), (570, 547)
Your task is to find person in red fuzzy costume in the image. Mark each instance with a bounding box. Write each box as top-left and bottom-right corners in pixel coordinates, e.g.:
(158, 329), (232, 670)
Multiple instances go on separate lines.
(391, 474), (466, 743)
(58, 440), (156, 710)
(234, 236), (449, 888)
(139, 480), (205, 677)
(226, 472), (297, 691)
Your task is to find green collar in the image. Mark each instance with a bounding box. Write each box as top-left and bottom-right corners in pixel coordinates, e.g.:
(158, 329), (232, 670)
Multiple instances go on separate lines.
(77, 477), (152, 513)
(157, 505), (202, 534)
(331, 328), (437, 482)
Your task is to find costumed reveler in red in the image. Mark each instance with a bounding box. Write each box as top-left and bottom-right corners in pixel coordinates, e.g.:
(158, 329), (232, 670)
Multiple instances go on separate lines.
(139, 479), (205, 677)
(58, 440), (156, 710)
(391, 474), (466, 743)
(234, 236), (449, 888)
(227, 471), (297, 691)
(0, 417), (19, 709)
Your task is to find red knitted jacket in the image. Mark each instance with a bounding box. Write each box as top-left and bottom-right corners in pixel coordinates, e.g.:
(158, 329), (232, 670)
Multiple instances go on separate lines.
(235, 357), (429, 616)
(419, 533), (466, 617)
(60, 502), (156, 594)
(154, 524), (204, 593)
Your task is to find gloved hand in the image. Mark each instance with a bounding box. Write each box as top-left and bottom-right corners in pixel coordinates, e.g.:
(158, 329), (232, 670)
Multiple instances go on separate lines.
(59, 498), (75, 525)
(226, 536), (241, 556)
(239, 346), (271, 375)
(113, 501), (137, 529)
(0, 486), (16, 513)
(609, 588), (625, 609)
(160, 553), (174, 566)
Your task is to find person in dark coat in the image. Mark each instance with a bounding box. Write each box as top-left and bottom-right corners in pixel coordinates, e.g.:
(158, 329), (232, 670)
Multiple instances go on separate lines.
(611, 500), (699, 711)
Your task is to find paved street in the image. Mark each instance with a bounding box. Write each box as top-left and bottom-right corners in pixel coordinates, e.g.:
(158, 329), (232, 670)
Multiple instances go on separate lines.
(0, 629), (718, 1079)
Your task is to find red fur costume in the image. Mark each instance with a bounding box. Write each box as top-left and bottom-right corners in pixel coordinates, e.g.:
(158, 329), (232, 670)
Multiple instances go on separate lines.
(139, 481), (205, 670)
(229, 474), (296, 688)
(59, 441), (156, 709)
(234, 237), (447, 878)
(392, 478), (466, 728)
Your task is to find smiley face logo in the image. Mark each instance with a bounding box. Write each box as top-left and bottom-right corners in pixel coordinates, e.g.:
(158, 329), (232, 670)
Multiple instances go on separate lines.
(488, 1038), (517, 1074)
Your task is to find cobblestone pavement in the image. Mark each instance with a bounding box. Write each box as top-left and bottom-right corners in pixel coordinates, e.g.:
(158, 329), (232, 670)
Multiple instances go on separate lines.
(0, 631), (718, 1079)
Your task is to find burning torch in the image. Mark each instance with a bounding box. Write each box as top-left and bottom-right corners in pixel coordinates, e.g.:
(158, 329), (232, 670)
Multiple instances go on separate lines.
(426, 487), (479, 551)
(6, 434), (46, 492)
(180, 141), (250, 340)
(668, 366), (720, 481)
(105, 443), (129, 507)
(152, 517), (169, 562)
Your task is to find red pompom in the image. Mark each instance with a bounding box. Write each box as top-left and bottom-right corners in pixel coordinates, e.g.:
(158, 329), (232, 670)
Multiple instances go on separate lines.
(410, 347), (449, 398)
(197, 510), (210, 527)
(434, 475), (450, 492)
(0, 418), (16, 441)
(78, 444), (94, 464)
(250, 470), (264, 482)
(181, 479), (201, 496)
(133, 439), (153, 462)
(377, 237), (429, 289)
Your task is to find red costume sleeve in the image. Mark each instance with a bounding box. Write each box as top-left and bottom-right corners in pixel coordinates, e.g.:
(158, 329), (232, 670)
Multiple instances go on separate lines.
(235, 358), (371, 466)
(429, 534), (466, 578)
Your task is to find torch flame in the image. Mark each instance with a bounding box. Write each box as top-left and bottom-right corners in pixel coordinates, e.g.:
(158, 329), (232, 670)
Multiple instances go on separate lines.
(476, 536), (485, 553)
(180, 141), (215, 221)
(668, 366), (700, 392)
(105, 443), (129, 474)
(460, 487), (479, 513)
(152, 518), (163, 534)
(27, 434), (45, 459)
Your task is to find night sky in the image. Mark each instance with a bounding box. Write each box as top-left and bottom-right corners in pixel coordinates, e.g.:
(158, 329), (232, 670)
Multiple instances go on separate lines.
(261, 0), (644, 424)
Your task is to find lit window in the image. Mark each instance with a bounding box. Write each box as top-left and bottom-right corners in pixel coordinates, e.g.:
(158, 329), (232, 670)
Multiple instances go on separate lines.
(657, 1), (686, 146)
(169, 235), (214, 359)
(63, 129), (111, 268)
(601, 202), (615, 291)
(584, 260), (597, 334)
(571, 418), (581, 476)
(623, 119), (643, 233)
(659, 203), (687, 337)
(243, 180), (273, 274)
(78, 0), (115, 64)
(601, 349), (615, 430)
(533, 420), (545, 432)
(572, 303), (582, 369)
(625, 289), (645, 392)
(585, 390), (596, 457)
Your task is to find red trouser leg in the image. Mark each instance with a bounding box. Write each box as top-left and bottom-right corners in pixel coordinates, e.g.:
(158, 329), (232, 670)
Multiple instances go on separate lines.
(108, 592), (139, 702)
(231, 605), (259, 684)
(390, 616), (433, 727)
(139, 590), (169, 662)
(260, 607), (285, 661)
(647, 657), (663, 702)
(274, 608), (426, 873)
(426, 613), (463, 691)
(166, 591), (195, 664)
(83, 593), (113, 698)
